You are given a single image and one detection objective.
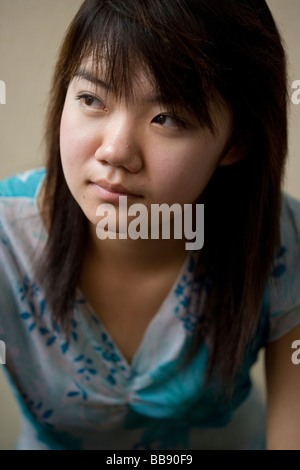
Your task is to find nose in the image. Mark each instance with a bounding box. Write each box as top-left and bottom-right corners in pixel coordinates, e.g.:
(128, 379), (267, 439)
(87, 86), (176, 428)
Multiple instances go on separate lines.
(94, 112), (143, 173)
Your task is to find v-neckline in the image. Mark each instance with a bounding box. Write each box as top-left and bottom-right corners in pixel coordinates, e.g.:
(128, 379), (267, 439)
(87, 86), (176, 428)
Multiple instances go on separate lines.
(76, 251), (193, 372)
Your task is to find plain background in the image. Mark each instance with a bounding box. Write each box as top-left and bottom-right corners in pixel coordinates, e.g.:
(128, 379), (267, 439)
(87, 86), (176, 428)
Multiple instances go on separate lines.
(0, 0), (299, 450)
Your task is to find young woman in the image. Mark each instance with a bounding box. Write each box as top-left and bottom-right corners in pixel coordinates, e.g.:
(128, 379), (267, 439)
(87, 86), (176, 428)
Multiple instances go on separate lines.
(1, 0), (300, 450)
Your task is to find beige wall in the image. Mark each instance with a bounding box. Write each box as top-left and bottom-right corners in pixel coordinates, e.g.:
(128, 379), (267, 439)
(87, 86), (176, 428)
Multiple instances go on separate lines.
(269, 0), (300, 199)
(0, 0), (84, 451)
(0, 0), (299, 450)
(0, 0), (299, 196)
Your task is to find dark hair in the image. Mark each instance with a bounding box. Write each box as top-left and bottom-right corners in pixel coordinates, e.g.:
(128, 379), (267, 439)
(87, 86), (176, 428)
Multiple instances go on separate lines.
(39, 0), (288, 390)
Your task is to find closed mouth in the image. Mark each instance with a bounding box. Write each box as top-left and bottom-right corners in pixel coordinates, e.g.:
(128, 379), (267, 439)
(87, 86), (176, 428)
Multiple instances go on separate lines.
(91, 180), (143, 198)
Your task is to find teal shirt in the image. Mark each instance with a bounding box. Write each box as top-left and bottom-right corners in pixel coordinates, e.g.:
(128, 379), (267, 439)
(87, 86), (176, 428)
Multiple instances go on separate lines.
(1, 168), (300, 450)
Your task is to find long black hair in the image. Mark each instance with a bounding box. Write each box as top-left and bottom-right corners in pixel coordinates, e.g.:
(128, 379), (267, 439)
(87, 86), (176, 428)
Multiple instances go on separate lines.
(39, 0), (288, 389)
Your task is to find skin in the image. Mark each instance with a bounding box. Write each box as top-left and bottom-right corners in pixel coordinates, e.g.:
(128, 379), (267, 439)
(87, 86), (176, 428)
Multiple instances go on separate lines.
(266, 320), (300, 450)
(59, 62), (238, 239)
(58, 61), (242, 363)
(57, 62), (300, 447)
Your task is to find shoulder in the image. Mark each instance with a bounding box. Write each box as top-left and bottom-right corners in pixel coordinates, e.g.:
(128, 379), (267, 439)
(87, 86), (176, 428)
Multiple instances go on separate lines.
(280, 193), (300, 244)
(267, 192), (300, 343)
(0, 167), (46, 228)
(0, 169), (47, 331)
(0, 168), (46, 200)
(0, 167), (47, 276)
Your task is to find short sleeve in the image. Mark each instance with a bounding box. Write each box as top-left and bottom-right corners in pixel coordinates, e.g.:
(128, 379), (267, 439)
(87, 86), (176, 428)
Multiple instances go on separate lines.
(267, 193), (300, 343)
(0, 168), (47, 337)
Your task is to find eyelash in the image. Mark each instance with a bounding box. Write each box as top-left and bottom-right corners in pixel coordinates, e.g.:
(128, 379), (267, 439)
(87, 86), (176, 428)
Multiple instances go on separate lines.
(152, 114), (188, 130)
(75, 93), (189, 130)
(76, 93), (106, 110)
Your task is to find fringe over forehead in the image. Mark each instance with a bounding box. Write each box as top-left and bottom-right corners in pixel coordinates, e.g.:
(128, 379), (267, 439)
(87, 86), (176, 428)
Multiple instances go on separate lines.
(55, 0), (285, 143)
(57, 0), (229, 132)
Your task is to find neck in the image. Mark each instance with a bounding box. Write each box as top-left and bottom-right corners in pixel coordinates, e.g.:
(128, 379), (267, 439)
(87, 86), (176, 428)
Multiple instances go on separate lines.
(86, 222), (189, 273)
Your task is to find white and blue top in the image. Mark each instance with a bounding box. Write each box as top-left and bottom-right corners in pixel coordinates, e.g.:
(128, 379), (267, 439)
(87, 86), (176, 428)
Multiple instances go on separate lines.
(1, 168), (300, 450)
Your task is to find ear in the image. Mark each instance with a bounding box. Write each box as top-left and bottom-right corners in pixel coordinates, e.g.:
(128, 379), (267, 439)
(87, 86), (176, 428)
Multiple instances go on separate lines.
(218, 145), (246, 166)
(219, 130), (252, 166)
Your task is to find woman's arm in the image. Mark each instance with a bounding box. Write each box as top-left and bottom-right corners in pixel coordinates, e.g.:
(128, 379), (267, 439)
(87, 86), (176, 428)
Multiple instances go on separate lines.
(265, 319), (300, 450)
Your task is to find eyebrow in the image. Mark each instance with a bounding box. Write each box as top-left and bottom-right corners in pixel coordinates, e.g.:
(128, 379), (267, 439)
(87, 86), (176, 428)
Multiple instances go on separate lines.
(74, 69), (112, 92)
(74, 68), (163, 103)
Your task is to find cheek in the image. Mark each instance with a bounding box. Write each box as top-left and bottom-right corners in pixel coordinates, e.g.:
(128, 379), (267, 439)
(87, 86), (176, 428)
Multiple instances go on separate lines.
(59, 107), (97, 168)
(150, 138), (220, 203)
(60, 112), (82, 166)
(59, 109), (89, 196)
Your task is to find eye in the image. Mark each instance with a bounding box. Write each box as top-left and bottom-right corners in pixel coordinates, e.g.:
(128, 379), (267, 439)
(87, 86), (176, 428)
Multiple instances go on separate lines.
(152, 113), (187, 129)
(76, 93), (107, 111)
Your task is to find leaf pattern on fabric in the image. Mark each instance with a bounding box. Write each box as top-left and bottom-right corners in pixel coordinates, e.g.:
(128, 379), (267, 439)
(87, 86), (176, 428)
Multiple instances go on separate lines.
(1, 169), (300, 450)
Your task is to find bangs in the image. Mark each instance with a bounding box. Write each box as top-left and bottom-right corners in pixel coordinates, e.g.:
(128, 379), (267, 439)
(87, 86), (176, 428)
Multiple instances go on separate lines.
(62, 0), (219, 132)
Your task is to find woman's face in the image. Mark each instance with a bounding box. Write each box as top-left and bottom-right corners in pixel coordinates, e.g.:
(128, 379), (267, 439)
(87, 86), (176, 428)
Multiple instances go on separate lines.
(60, 61), (236, 232)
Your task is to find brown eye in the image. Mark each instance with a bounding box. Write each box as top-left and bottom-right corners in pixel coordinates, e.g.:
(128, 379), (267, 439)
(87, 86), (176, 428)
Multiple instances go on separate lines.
(152, 113), (187, 129)
(84, 96), (95, 106)
(76, 93), (107, 111)
(154, 115), (168, 125)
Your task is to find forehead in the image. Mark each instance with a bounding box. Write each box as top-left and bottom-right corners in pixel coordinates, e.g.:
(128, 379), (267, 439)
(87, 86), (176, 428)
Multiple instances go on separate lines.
(69, 55), (231, 134)
(73, 55), (159, 102)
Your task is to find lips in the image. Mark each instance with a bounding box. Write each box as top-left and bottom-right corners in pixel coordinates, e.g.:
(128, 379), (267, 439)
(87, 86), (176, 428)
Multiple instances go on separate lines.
(91, 179), (143, 198)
